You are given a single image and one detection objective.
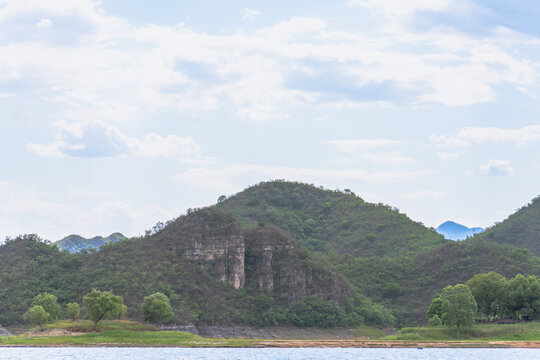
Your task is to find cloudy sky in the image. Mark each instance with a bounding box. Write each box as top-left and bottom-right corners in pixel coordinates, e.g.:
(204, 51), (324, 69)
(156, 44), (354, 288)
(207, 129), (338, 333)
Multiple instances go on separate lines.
(1, 0), (540, 241)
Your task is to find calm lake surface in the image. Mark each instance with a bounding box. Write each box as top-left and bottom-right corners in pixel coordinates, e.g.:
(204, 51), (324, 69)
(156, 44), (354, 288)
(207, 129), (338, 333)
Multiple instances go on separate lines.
(0, 348), (539, 360)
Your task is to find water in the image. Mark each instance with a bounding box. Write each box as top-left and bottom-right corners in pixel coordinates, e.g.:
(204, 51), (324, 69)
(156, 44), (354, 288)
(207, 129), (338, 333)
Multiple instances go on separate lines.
(0, 348), (539, 360)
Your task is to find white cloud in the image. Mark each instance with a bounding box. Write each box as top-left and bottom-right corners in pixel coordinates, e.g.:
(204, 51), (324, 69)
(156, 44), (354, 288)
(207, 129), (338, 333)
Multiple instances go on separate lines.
(396, 190), (444, 200)
(27, 121), (203, 160)
(479, 160), (514, 177)
(35, 18), (52, 28)
(347, 0), (454, 16)
(431, 125), (540, 147)
(0, 0), (535, 128)
(175, 164), (435, 193)
(360, 152), (413, 165)
(241, 8), (261, 21)
(327, 139), (404, 152)
(437, 152), (459, 160)
(0, 180), (185, 241)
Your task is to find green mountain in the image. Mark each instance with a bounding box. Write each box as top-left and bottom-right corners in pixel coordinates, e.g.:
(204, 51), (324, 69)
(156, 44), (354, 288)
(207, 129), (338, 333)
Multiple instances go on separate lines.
(218, 181), (447, 257)
(478, 196), (540, 255)
(334, 238), (540, 326)
(218, 181), (540, 326)
(55, 233), (127, 253)
(0, 208), (390, 327)
(3, 181), (540, 329)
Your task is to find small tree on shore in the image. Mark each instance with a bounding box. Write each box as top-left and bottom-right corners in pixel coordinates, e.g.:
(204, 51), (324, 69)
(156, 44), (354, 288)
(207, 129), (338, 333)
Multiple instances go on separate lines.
(466, 272), (505, 321)
(440, 284), (477, 337)
(66, 303), (80, 321)
(23, 305), (50, 330)
(31, 293), (61, 321)
(141, 292), (174, 324)
(83, 290), (127, 329)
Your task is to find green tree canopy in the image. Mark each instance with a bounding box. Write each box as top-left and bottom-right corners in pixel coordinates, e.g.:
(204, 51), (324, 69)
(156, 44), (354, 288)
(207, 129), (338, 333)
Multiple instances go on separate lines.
(23, 305), (50, 329)
(66, 303), (80, 321)
(426, 297), (443, 322)
(141, 292), (174, 324)
(439, 284), (477, 336)
(31, 293), (61, 321)
(83, 289), (127, 328)
(428, 314), (442, 326)
(503, 274), (540, 320)
(466, 271), (506, 320)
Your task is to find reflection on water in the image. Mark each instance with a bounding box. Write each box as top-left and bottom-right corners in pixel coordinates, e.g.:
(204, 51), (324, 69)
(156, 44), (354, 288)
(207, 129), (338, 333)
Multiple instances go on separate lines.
(0, 348), (539, 360)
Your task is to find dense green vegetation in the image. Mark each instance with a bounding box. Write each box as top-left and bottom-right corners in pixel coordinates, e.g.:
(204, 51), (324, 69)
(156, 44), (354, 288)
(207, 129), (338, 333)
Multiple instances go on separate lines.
(479, 196), (540, 256)
(425, 272), (540, 336)
(218, 181), (447, 257)
(2, 180), (540, 331)
(333, 238), (540, 326)
(0, 207), (390, 328)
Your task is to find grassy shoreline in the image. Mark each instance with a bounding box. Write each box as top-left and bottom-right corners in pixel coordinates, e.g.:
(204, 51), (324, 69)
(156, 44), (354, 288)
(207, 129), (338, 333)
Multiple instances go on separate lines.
(2, 320), (540, 348)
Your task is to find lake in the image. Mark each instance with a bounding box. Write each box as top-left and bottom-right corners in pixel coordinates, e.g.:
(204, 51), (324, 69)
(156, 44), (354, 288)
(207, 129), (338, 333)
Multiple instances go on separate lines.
(0, 348), (539, 360)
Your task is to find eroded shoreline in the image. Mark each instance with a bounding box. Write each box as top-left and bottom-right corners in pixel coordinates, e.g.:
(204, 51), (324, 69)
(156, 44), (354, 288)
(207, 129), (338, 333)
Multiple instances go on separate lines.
(2, 340), (540, 348)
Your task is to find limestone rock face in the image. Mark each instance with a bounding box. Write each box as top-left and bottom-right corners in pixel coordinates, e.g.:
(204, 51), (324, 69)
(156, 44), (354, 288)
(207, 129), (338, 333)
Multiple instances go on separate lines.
(0, 327), (11, 337)
(244, 226), (351, 305)
(179, 234), (245, 289)
(153, 208), (349, 303)
(154, 208), (246, 289)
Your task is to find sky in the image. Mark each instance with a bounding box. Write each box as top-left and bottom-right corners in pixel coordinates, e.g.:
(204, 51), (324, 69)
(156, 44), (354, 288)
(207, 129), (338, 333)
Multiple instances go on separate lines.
(1, 0), (540, 241)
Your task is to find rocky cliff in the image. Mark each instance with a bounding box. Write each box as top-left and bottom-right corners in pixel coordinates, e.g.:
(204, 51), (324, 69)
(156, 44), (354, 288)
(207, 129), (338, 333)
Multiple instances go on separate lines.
(151, 208), (246, 289)
(150, 208), (350, 304)
(244, 225), (352, 305)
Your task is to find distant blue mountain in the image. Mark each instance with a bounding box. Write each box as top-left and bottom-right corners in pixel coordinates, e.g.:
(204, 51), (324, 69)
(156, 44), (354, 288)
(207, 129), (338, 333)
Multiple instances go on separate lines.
(436, 221), (484, 241)
(55, 233), (127, 253)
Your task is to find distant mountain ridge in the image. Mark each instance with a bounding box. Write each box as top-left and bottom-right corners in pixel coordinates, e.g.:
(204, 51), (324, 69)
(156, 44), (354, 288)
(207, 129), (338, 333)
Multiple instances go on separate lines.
(436, 221), (484, 241)
(55, 232), (127, 253)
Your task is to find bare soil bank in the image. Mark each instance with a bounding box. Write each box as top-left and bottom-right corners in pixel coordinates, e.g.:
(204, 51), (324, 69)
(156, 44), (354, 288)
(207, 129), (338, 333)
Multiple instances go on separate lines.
(159, 325), (385, 339)
(2, 340), (540, 348)
(254, 340), (540, 348)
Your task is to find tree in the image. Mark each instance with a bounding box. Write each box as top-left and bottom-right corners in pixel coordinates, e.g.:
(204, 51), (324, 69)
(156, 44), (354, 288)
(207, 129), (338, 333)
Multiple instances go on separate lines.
(141, 292), (174, 324)
(428, 314), (442, 326)
(439, 284), (477, 336)
(288, 297), (343, 328)
(83, 290), (127, 329)
(31, 293), (61, 321)
(66, 303), (80, 321)
(426, 297), (443, 323)
(503, 274), (540, 320)
(217, 195), (227, 203)
(466, 272), (506, 321)
(23, 305), (50, 330)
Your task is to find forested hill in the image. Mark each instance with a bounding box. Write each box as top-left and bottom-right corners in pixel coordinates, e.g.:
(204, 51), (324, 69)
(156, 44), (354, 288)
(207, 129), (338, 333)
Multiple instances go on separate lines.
(477, 196), (540, 256)
(334, 238), (540, 326)
(0, 208), (392, 327)
(217, 181), (447, 257)
(3, 181), (540, 329)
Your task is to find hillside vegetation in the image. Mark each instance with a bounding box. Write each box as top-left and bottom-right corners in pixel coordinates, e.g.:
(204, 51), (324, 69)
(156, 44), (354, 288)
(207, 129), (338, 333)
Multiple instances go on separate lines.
(218, 181), (447, 257)
(335, 239), (540, 326)
(2, 180), (540, 329)
(0, 208), (391, 328)
(478, 196), (540, 256)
